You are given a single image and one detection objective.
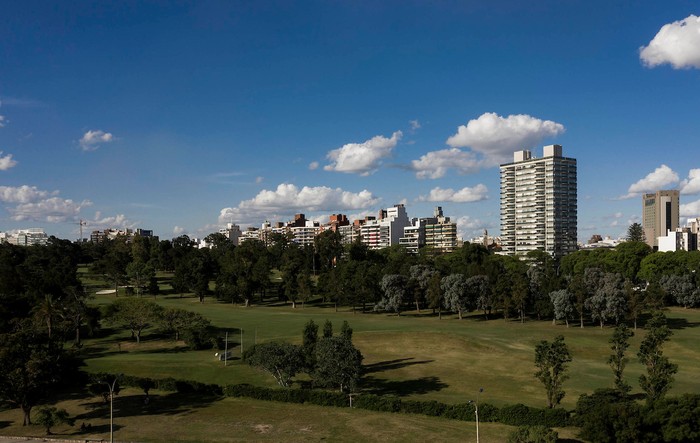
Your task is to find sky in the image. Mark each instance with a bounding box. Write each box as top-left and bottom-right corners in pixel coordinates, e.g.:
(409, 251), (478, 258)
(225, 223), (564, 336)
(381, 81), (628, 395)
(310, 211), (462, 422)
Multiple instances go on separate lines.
(1, 1), (700, 243)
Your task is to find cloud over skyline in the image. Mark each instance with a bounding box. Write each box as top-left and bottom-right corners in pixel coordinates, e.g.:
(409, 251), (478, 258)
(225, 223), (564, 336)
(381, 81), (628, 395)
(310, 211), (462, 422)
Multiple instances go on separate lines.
(446, 113), (565, 167)
(419, 184), (488, 203)
(623, 164), (680, 198)
(324, 131), (402, 176)
(410, 148), (480, 179)
(640, 15), (700, 69)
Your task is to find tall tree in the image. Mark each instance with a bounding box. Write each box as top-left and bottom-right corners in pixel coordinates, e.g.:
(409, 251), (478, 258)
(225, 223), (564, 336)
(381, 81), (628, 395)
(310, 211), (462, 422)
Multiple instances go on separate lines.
(441, 274), (470, 319)
(377, 274), (408, 316)
(626, 222), (646, 243)
(244, 342), (303, 387)
(534, 335), (572, 409)
(105, 298), (163, 343)
(550, 289), (574, 327)
(638, 313), (678, 403)
(409, 264), (438, 313)
(608, 323), (634, 394)
(313, 336), (363, 392)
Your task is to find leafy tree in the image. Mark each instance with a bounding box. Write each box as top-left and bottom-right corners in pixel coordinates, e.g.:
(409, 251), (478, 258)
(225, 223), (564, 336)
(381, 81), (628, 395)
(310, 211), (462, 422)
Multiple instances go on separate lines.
(314, 229), (343, 272)
(158, 308), (211, 349)
(313, 336), (363, 392)
(512, 274), (530, 323)
(567, 274), (587, 328)
(626, 222), (645, 243)
(574, 388), (645, 443)
(409, 264), (438, 313)
(301, 320), (319, 371)
(34, 406), (74, 435)
(125, 260), (155, 297)
(323, 319), (333, 338)
(376, 274), (408, 316)
(244, 342), (303, 387)
(660, 274), (697, 308)
(469, 275), (493, 319)
(426, 272), (444, 318)
(585, 272), (626, 328)
(106, 298), (163, 343)
(340, 320), (353, 340)
(638, 312), (678, 403)
(441, 274), (470, 319)
(608, 323), (634, 394)
(624, 279), (645, 330)
(507, 425), (558, 443)
(534, 335), (571, 408)
(549, 289), (574, 327)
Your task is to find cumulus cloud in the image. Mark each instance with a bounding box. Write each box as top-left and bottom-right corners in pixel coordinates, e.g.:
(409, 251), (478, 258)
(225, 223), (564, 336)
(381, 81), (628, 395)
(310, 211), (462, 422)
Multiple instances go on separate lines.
(680, 169), (700, 195)
(10, 197), (92, 223)
(308, 161), (319, 170)
(0, 115), (6, 127)
(173, 226), (186, 235)
(419, 184), (488, 203)
(446, 112), (565, 166)
(218, 183), (380, 224)
(324, 131), (402, 175)
(0, 152), (17, 170)
(0, 185), (54, 203)
(80, 129), (114, 151)
(640, 15), (700, 69)
(622, 164), (679, 199)
(455, 215), (492, 241)
(87, 211), (138, 230)
(410, 148), (480, 179)
(680, 199), (700, 218)
(0, 184), (91, 222)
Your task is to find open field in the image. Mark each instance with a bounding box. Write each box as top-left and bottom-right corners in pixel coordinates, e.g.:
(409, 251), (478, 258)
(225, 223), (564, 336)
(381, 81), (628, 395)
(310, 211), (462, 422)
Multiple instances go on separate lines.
(0, 388), (580, 442)
(83, 292), (700, 410)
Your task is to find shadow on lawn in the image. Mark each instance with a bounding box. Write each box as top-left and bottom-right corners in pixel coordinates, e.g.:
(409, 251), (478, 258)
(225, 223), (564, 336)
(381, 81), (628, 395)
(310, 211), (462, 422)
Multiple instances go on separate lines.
(77, 392), (220, 421)
(665, 316), (700, 330)
(363, 358), (434, 374)
(362, 375), (448, 396)
(0, 420), (11, 429)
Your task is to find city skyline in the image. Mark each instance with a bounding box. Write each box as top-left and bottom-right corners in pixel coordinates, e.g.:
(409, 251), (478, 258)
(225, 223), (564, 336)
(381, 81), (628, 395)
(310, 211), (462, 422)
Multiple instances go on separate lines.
(1, 2), (700, 242)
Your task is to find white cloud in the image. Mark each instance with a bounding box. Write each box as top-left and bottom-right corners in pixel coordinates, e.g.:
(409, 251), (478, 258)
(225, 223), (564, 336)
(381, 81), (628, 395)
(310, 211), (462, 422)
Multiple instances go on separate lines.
(419, 184), (488, 203)
(89, 211), (138, 230)
(680, 199), (700, 218)
(308, 161), (319, 170)
(0, 115), (6, 127)
(455, 215), (493, 241)
(446, 112), (565, 166)
(324, 131), (402, 175)
(410, 148), (479, 179)
(0, 152), (17, 170)
(409, 120), (421, 131)
(173, 226), (186, 235)
(622, 164), (679, 198)
(219, 183), (381, 224)
(680, 168), (700, 195)
(80, 129), (114, 151)
(0, 185), (54, 203)
(10, 197), (92, 223)
(640, 15), (700, 69)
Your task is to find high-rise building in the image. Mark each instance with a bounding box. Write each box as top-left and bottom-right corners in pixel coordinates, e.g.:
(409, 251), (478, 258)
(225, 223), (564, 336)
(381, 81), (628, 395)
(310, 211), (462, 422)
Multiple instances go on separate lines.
(500, 145), (577, 259)
(642, 190), (679, 249)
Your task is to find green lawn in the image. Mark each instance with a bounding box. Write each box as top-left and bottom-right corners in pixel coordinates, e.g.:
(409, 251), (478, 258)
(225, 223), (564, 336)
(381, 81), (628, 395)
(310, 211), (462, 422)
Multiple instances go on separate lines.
(82, 291), (700, 410)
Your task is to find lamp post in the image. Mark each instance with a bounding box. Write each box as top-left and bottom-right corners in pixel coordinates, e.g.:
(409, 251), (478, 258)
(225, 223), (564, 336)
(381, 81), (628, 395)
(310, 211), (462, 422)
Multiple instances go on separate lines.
(102, 374), (122, 443)
(469, 387), (484, 443)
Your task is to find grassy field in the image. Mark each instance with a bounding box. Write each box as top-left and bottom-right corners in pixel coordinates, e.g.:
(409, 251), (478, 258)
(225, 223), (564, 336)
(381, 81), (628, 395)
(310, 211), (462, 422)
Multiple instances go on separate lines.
(3, 268), (699, 442)
(0, 388), (580, 442)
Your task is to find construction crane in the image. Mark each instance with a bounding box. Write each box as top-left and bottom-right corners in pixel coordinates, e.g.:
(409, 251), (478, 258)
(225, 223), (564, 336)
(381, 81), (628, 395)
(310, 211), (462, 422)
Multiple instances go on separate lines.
(73, 219), (88, 243)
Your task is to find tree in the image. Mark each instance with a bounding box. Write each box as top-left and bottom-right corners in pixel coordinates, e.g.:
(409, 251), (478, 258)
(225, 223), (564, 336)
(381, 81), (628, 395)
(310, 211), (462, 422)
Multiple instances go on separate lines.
(244, 342), (303, 387)
(638, 313), (678, 403)
(608, 323), (634, 394)
(125, 260), (155, 297)
(301, 320), (319, 371)
(426, 272), (444, 319)
(550, 289), (574, 327)
(340, 320), (353, 340)
(626, 222), (645, 243)
(106, 298), (163, 343)
(469, 275), (493, 319)
(534, 335), (571, 408)
(409, 264), (438, 313)
(568, 274), (587, 328)
(660, 274), (697, 308)
(158, 308), (212, 349)
(313, 336), (363, 392)
(512, 274), (530, 323)
(376, 274), (408, 316)
(441, 274), (470, 319)
(323, 319), (334, 338)
(34, 406), (73, 435)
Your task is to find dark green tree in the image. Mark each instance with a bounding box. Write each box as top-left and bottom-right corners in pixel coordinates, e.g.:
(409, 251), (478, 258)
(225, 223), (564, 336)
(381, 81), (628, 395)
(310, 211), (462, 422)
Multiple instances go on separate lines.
(638, 313), (678, 403)
(106, 298), (163, 343)
(534, 335), (572, 408)
(340, 320), (353, 341)
(34, 406), (74, 435)
(608, 323), (634, 394)
(626, 222), (645, 243)
(377, 274), (408, 316)
(301, 320), (319, 371)
(323, 319), (333, 338)
(244, 342), (303, 387)
(313, 336), (363, 392)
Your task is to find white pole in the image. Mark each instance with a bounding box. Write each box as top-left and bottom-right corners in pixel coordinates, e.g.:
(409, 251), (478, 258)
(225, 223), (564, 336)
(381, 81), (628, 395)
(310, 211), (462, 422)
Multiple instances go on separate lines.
(240, 328), (243, 358)
(224, 331), (228, 367)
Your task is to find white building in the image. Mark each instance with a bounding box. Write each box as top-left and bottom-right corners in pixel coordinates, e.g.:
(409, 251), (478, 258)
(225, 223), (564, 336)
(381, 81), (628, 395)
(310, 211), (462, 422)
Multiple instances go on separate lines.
(4, 228), (49, 246)
(360, 204), (411, 250)
(500, 145), (577, 259)
(219, 222), (243, 246)
(658, 228), (698, 252)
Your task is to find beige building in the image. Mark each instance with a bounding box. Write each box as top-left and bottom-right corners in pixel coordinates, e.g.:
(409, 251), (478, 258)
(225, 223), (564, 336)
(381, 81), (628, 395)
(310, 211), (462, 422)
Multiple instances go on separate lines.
(500, 145), (577, 259)
(642, 190), (679, 249)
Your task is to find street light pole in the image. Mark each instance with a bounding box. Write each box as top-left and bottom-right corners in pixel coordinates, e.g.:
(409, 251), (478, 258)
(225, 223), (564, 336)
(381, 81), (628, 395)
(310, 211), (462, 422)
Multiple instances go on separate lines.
(102, 374), (122, 443)
(476, 387), (483, 443)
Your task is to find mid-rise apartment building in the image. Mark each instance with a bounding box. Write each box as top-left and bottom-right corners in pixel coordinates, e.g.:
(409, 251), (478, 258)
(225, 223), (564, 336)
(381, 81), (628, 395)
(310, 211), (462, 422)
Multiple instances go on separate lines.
(500, 145), (577, 259)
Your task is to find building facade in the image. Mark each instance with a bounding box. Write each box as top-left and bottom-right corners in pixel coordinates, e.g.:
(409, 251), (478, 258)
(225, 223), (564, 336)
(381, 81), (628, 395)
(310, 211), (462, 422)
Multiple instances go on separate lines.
(500, 145), (577, 259)
(642, 190), (680, 249)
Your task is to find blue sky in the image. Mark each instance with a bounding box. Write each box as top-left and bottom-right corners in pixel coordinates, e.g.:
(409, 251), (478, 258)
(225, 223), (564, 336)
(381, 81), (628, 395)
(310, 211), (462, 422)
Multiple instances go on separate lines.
(1, 1), (699, 242)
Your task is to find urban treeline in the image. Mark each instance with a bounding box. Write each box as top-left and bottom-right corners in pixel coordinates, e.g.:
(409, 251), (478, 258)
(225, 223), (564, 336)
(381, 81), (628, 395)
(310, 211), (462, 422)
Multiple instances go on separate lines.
(1, 224), (700, 440)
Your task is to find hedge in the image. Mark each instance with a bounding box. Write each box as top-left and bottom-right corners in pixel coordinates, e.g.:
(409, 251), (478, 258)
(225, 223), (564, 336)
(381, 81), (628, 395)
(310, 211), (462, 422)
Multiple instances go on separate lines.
(86, 371), (568, 427)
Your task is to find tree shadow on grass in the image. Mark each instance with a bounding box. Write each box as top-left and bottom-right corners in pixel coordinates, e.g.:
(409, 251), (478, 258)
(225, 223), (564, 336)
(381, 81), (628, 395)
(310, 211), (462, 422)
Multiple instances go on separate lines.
(361, 375), (448, 396)
(665, 316), (700, 330)
(0, 420), (11, 429)
(77, 392), (221, 421)
(363, 358), (434, 374)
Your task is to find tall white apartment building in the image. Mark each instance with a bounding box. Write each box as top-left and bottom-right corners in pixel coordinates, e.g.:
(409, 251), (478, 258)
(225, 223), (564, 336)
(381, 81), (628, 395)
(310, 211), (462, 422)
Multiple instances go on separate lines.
(360, 204), (411, 250)
(500, 145), (577, 259)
